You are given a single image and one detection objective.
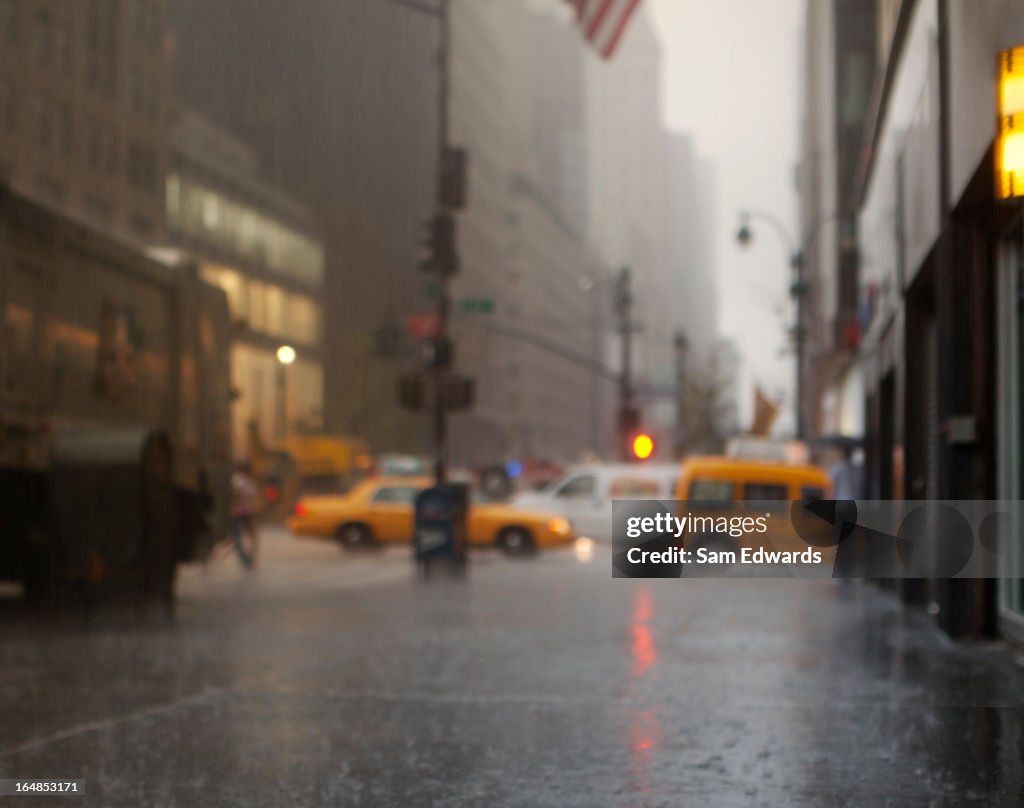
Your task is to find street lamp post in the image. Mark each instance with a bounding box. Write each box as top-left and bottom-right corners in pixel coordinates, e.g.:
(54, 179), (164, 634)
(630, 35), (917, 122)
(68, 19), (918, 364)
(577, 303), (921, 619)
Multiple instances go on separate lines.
(276, 344), (296, 440)
(735, 209), (839, 441)
(613, 266), (637, 460)
(432, 0), (452, 484)
(674, 330), (689, 456)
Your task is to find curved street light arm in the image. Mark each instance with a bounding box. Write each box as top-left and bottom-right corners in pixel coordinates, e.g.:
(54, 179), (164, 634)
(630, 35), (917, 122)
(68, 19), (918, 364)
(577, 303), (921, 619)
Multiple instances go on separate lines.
(799, 210), (847, 260)
(739, 208), (798, 263)
(739, 208), (848, 270)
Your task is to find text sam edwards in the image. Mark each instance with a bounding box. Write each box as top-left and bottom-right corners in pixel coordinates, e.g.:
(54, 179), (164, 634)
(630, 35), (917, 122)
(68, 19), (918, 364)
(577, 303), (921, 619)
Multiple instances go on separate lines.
(626, 546), (823, 565)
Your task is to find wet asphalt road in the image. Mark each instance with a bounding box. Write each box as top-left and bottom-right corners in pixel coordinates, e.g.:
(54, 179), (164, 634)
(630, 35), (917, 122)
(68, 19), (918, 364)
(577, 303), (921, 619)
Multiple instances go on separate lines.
(1, 528), (1023, 807)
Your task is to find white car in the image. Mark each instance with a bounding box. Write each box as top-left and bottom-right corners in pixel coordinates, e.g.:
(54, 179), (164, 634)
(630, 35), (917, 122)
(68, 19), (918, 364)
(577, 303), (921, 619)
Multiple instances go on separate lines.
(510, 463), (679, 542)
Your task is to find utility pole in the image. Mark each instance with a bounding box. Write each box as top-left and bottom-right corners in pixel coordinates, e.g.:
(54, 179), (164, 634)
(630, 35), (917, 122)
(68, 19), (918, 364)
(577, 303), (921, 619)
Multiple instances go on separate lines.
(433, 0), (451, 484)
(614, 266), (637, 460)
(736, 208), (840, 442)
(791, 251), (808, 441)
(674, 330), (689, 456)
(395, 0), (472, 481)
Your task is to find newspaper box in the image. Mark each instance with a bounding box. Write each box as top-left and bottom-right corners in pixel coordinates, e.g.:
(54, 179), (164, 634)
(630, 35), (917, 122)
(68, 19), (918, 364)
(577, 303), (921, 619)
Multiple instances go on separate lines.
(414, 483), (468, 568)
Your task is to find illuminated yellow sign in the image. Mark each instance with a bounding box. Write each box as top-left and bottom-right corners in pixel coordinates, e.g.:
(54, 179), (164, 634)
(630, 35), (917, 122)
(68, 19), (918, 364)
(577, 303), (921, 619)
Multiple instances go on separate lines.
(998, 46), (1024, 199)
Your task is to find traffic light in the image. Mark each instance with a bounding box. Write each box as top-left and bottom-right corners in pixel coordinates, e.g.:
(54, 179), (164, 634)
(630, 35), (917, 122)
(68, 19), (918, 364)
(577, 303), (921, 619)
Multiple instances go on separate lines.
(419, 212), (458, 275)
(631, 433), (655, 461)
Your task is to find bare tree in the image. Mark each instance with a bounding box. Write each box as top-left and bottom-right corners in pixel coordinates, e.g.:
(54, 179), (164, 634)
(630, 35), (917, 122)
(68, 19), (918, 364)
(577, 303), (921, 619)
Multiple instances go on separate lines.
(676, 340), (740, 455)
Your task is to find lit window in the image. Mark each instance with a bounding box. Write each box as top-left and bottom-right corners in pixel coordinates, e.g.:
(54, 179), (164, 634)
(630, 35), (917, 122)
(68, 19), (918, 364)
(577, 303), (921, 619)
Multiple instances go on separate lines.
(247, 281), (266, 331)
(201, 265), (245, 319)
(202, 192), (220, 231)
(287, 294), (320, 345)
(165, 174), (181, 221)
(264, 285), (284, 336)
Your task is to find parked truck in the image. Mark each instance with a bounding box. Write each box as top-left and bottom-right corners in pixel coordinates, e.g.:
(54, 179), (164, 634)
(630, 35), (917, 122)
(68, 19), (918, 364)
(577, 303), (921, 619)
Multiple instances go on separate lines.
(0, 185), (233, 604)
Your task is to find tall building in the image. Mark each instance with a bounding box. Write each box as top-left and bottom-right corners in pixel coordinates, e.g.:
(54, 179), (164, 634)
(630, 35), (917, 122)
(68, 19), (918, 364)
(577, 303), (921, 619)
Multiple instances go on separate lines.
(822, 0), (1024, 640)
(799, 0), (876, 442)
(0, 0), (167, 244)
(582, 7), (719, 456)
(164, 110), (325, 453)
(169, 0), (437, 452)
(168, 0), (709, 465)
(446, 0), (614, 464)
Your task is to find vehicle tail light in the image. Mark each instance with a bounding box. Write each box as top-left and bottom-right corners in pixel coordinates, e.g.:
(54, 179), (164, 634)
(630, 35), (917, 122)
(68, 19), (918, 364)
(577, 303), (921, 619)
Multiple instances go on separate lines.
(294, 501), (309, 518)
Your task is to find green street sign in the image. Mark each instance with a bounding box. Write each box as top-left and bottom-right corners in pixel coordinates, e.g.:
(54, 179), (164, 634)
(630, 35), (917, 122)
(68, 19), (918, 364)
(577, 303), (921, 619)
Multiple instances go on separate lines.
(460, 297), (495, 315)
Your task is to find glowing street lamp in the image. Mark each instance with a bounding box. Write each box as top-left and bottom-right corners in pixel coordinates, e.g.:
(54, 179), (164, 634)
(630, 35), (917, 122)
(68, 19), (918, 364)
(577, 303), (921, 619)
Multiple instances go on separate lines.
(276, 345), (297, 365)
(276, 345), (296, 438)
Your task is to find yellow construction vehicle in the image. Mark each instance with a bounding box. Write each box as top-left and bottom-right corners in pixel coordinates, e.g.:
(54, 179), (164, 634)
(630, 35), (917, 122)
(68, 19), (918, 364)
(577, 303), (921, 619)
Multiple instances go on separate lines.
(246, 421), (373, 517)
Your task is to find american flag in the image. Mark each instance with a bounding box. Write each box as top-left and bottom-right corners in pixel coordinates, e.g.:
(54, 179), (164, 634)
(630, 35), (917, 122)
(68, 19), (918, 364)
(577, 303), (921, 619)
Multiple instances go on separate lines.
(567, 0), (643, 59)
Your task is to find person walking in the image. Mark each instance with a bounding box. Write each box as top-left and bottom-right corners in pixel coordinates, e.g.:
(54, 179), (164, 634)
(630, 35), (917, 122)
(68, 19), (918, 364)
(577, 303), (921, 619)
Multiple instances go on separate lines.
(230, 461), (261, 568)
(829, 445), (862, 582)
(829, 445), (863, 500)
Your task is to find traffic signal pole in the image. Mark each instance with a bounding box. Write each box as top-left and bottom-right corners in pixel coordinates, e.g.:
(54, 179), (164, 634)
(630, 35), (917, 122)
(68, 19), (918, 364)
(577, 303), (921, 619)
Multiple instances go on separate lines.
(433, 0), (451, 484)
(615, 267), (636, 460)
(391, 0), (471, 482)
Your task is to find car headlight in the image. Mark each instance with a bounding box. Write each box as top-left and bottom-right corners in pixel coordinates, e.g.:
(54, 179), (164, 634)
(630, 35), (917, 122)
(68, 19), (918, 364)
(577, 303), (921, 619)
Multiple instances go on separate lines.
(547, 517), (571, 536)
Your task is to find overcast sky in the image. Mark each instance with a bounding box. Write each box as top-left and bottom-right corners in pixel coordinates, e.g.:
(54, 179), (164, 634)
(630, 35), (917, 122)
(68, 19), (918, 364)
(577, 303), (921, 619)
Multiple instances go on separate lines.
(646, 0), (804, 432)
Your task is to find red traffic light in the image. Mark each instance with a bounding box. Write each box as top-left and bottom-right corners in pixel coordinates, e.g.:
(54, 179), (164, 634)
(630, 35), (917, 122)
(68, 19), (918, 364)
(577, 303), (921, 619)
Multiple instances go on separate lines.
(632, 433), (654, 460)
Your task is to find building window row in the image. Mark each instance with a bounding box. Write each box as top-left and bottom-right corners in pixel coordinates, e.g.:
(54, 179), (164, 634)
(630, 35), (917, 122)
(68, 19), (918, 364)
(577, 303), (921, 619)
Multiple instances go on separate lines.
(33, 95), (72, 154)
(3, 3), (158, 118)
(166, 174), (325, 286)
(126, 139), (158, 191)
(231, 344), (323, 447)
(27, 105), (161, 194)
(86, 0), (120, 100)
(34, 9), (73, 76)
(201, 264), (322, 347)
(1, 0), (17, 45)
(84, 117), (118, 174)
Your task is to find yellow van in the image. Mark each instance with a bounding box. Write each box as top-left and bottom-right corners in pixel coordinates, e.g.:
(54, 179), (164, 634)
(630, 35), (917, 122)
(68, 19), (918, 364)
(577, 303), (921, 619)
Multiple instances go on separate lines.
(676, 455), (832, 503)
(675, 455), (834, 560)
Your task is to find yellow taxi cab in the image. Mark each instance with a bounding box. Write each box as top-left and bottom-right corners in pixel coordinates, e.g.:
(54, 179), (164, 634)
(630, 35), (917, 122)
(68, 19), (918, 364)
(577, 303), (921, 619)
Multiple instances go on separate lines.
(286, 476), (574, 553)
(675, 456), (834, 558)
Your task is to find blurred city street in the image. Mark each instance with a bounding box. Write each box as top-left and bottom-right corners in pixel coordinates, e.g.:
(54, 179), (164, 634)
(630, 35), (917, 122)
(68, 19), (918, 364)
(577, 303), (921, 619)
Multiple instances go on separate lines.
(1, 528), (1022, 807)
(5, 0), (1024, 804)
